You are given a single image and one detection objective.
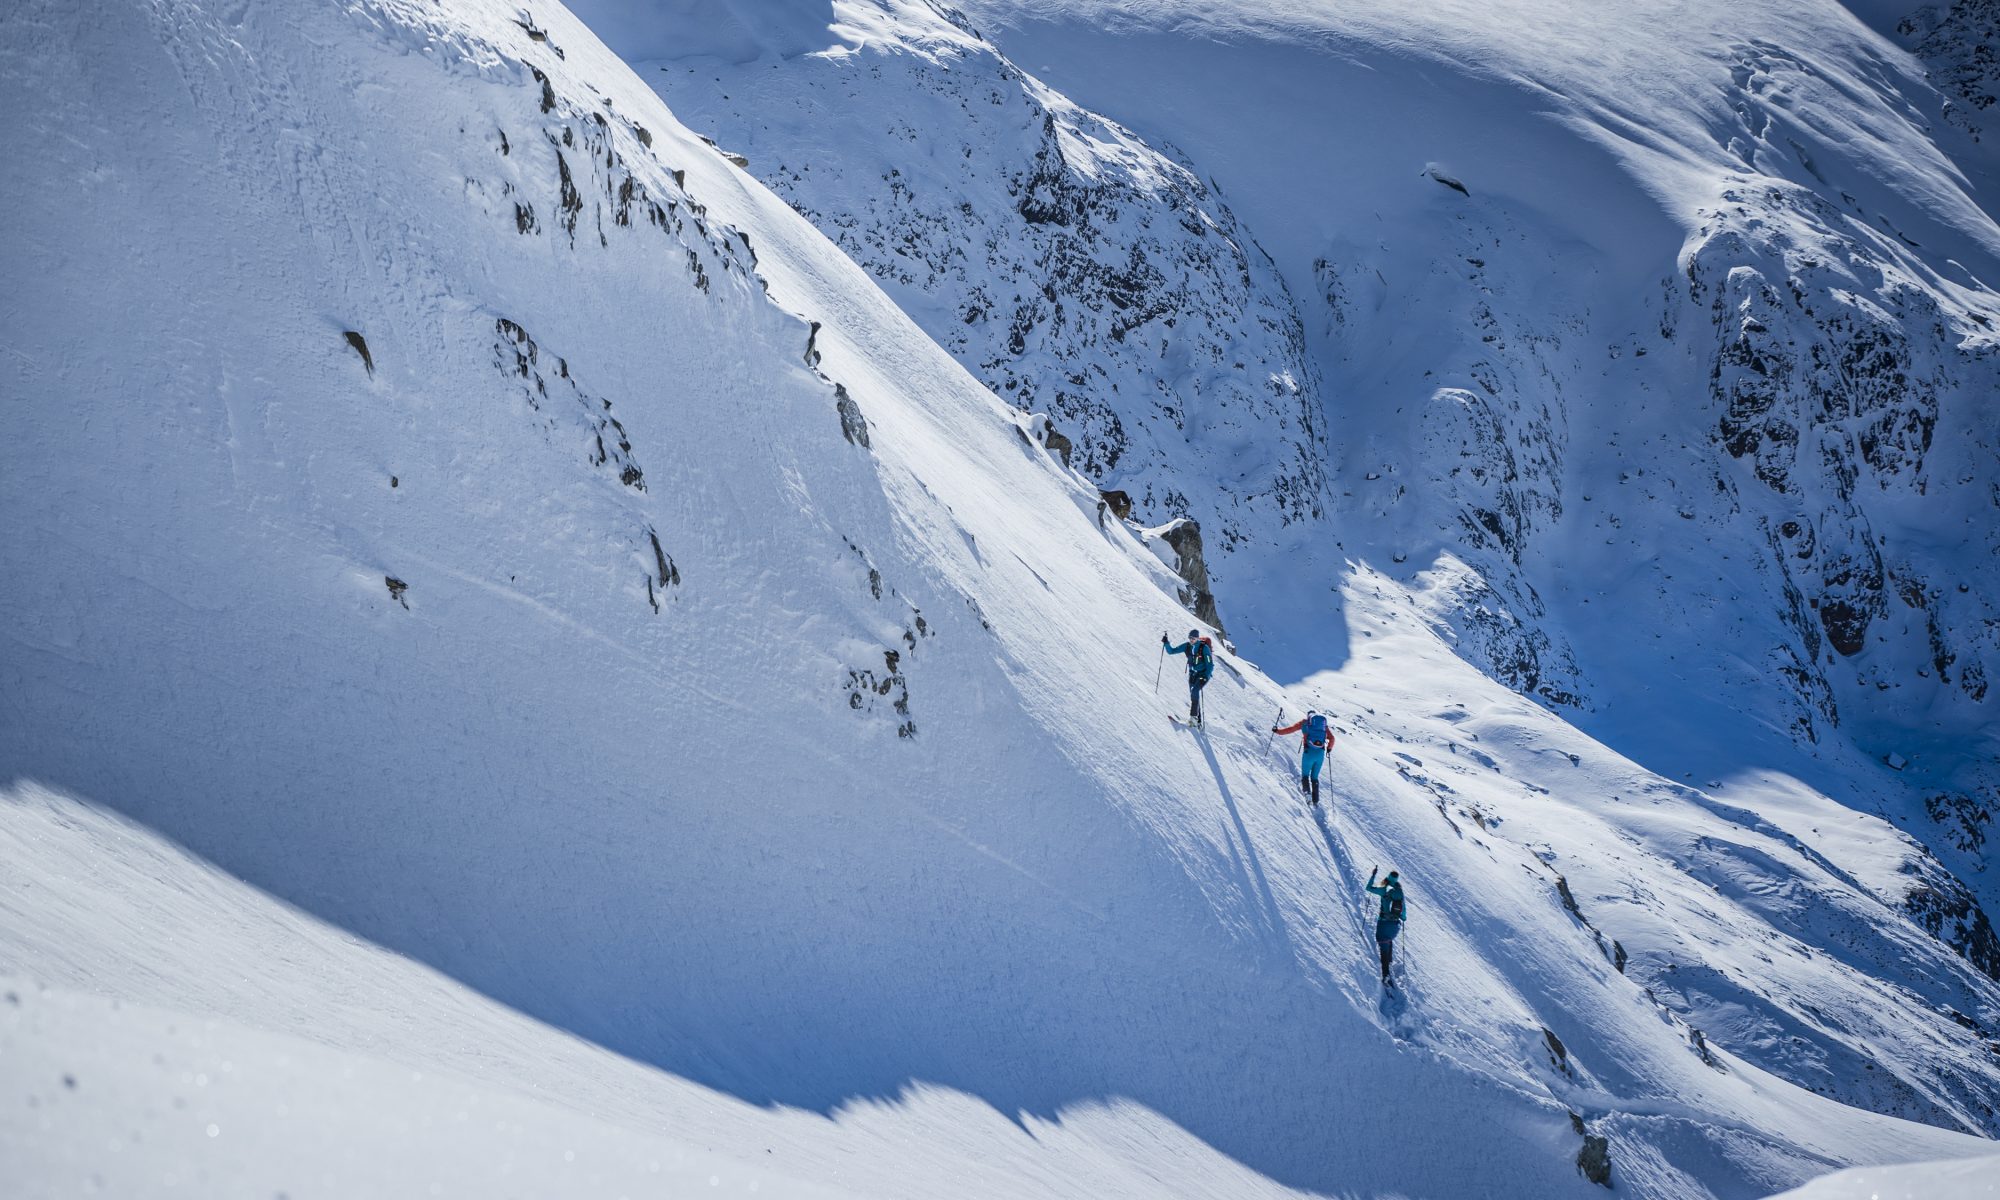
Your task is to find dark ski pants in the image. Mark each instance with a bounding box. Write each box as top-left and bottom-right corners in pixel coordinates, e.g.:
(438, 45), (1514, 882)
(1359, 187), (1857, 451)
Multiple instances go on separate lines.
(1375, 919), (1403, 977)
(1187, 674), (1211, 721)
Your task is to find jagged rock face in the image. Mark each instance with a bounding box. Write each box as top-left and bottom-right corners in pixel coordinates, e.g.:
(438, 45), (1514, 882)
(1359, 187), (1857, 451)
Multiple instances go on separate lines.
(1678, 179), (2000, 743)
(1415, 383), (1582, 709)
(1639, 166), (2000, 988)
(1899, 0), (2000, 142)
(643, 4), (1327, 585)
(628, 3), (2000, 910)
(1147, 517), (1223, 634)
(1316, 204), (1592, 711)
(1908, 865), (2000, 984)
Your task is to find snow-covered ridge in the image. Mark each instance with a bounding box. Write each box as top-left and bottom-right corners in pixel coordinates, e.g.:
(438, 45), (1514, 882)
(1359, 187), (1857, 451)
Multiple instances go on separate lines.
(5, 0), (2000, 1197)
(617, 0), (1328, 630)
(580, 0), (2000, 1157)
(941, 0), (2000, 955)
(580, 0), (2000, 978)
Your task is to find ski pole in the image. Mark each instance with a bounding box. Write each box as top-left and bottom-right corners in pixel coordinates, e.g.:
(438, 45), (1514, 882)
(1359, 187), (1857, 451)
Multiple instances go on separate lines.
(1153, 639), (1165, 694)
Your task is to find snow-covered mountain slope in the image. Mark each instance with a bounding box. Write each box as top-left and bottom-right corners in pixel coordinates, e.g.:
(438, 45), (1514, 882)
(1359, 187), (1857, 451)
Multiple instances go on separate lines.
(622, 0), (1330, 632)
(0, 785), (1299, 1200)
(592, 0), (2000, 824)
(569, 0), (2000, 1119)
(3, 1), (1998, 1198)
(935, 0), (2000, 905)
(1766, 1149), (2000, 1199)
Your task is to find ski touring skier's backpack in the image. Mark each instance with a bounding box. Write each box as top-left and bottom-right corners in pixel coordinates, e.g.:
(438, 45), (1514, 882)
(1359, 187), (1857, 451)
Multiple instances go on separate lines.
(1188, 634), (1213, 671)
(1304, 712), (1330, 748)
(1388, 886), (1406, 922)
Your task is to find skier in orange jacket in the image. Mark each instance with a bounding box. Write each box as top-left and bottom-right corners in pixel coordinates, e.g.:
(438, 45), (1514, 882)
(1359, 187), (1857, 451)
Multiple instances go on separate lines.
(1272, 710), (1335, 806)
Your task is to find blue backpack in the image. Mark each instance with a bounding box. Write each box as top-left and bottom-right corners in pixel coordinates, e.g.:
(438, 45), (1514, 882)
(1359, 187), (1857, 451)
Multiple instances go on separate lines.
(1305, 712), (1329, 748)
(1189, 637), (1213, 671)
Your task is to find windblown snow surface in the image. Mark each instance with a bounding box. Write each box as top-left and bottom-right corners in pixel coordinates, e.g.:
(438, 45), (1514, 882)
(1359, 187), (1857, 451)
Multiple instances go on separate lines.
(1764, 1150), (2000, 1199)
(2, 1), (1997, 1198)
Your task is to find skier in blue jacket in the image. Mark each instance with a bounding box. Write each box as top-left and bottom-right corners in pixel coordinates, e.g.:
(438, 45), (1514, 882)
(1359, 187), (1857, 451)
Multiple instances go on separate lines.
(1162, 630), (1215, 724)
(1366, 867), (1406, 986)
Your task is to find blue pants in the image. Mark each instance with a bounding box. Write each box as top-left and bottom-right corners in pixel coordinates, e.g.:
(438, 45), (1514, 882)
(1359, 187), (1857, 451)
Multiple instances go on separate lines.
(1300, 745), (1326, 781)
(1298, 745), (1326, 803)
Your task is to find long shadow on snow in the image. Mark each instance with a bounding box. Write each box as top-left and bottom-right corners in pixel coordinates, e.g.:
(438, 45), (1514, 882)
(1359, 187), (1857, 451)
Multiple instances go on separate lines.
(1192, 727), (1287, 943)
(0, 543), (1601, 1200)
(0, 720), (1588, 1199)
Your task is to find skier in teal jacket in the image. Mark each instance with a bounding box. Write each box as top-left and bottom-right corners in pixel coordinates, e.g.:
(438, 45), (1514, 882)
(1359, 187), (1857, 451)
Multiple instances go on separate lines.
(1162, 630), (1215, 724)
(1366, 868), (1406, 985)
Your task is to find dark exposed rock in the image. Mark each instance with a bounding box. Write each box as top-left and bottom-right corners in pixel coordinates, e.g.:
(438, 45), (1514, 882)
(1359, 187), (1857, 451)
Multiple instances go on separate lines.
(384, 576), (408, 609)
(1899, 0), (2000, 141)
(1543, 1026), (1572, 1075)
(1042, 422), (1073, 468)
(343, 330), (374, 376)
(1691, 1026), (1724, 1070)
(1818, 598), (1871, 657)
(1683, 175), (1995, 748)
(554, 149), (582, 243)
(648, 529), (679, 590)
(1099, 489), (1133, 521)
(1908, 877), (2000, 982)
(1555, 875), (1584, 920)
(651, 25), (1327, 566)
(1925, 789), (1992, 854)
(1154, 517), (1223, 634)
(836, 383), (871, 448)
(1576, 1133), (1613, 1187)
(512, 16), (563, 58)
(492, 318), (646, 488)
(1424, 165), (1471, 196)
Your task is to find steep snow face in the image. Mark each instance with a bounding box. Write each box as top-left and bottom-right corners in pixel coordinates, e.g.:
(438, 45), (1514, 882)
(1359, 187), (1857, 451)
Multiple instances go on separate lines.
(584, 0), (2000, 753)
(8, 1), (2000, 1198)
(959, 0), (2000, 728)
(1764, 1150), (2000, 1199)
(0, 786), (1308, 1200)
(566, 0), (2000, 1148)
(941, 0), (2000, 994)
(597, 0), (1328, 632)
